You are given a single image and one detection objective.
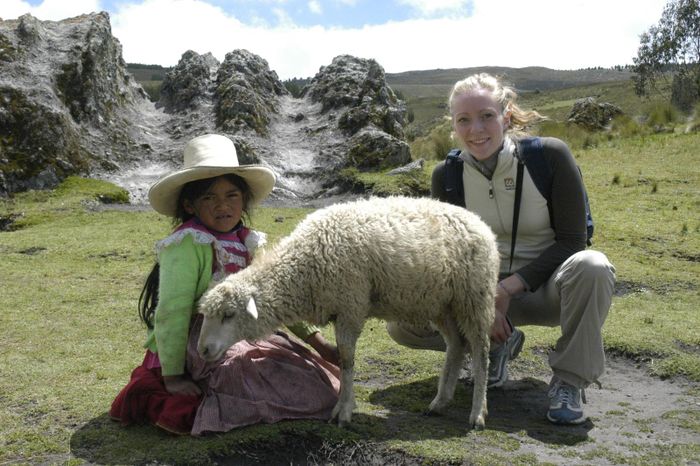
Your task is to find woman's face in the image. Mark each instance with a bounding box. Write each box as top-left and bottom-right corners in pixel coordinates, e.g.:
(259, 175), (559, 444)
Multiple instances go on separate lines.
(184, 176), (244, 233)
(451, 88), (510, 161)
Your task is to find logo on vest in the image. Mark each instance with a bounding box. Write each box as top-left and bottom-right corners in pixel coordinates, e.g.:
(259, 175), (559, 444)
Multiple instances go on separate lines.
(504, 177), (515, 190)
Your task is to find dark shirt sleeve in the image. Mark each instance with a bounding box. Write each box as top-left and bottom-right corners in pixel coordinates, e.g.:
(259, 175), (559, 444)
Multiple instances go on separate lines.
(431, 161), (448, 202)
(515, 137), (588, 290)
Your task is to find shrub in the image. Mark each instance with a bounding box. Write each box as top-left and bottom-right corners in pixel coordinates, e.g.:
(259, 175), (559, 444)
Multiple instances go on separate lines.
(643, 101), (681, 128)
(609, 114), (648, 138)
(536, 120), (603, 150)
(409, 120), (453, 161)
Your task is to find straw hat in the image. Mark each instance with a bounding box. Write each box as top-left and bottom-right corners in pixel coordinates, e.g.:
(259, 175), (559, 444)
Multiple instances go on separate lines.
(148, 134), (276, 216)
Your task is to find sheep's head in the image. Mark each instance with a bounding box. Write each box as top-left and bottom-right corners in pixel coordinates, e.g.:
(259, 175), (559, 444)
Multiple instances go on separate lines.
(196, 278), (259, 362)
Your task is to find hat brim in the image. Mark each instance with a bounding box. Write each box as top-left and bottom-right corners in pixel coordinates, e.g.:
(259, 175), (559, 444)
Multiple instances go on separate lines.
(148, 165), (276, 216)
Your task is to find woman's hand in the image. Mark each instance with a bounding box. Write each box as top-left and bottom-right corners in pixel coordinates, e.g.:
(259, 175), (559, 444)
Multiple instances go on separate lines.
(490, 292), (512, 344)
(306, 332), (340, 366)
(163, 375), (202, 396)
(490, 277), (523, 344)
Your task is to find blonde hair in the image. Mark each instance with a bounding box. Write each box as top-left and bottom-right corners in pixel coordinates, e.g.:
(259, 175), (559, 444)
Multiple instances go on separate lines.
(448, 73), (547, 135)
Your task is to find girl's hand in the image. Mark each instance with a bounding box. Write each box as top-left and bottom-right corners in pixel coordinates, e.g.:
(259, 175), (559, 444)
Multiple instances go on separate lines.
(306, 332), (340, 366)
(163, 375), (202, 397)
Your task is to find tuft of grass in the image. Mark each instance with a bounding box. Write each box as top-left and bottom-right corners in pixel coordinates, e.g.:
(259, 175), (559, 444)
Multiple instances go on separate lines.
(643, 101), (682, 129)
(337, 163), (434, 197)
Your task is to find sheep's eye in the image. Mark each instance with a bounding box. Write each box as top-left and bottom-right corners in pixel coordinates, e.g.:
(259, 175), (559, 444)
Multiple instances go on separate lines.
(221, 315), (233, 324)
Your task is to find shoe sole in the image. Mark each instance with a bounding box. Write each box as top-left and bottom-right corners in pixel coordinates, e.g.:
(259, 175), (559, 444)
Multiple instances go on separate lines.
(546, 413), (587, 425)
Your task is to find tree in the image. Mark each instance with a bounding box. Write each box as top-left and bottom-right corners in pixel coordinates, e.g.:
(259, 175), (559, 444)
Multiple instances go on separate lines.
(632, 0), (700, 111)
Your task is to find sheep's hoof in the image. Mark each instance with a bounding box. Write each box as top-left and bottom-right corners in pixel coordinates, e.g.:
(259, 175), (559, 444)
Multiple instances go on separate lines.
(426, 398), (449, 416)
(330, 403), (353, 427)
(470, 415), (486, 431)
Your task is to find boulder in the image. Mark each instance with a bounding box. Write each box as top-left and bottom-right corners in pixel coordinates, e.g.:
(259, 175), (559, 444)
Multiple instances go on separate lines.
(387, 158), (425, 175)
(347, 128), (411, 171)
(567, 97), (624, 130)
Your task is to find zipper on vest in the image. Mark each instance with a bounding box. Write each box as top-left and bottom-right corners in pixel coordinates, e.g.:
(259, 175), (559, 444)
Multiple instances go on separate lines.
(488, 180), (494, 199)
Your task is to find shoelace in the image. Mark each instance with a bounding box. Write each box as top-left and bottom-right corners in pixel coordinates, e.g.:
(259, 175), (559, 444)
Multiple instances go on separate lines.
(549, 379), (587, 405)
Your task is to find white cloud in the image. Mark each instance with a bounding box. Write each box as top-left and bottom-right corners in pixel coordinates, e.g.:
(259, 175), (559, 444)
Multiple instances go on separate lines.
(308, 0), (322, 14)
(1, 0), (669, 80)
(272, 6), (295, 25)
(0, 0), (100, 20)
(396, 0), (471, 16)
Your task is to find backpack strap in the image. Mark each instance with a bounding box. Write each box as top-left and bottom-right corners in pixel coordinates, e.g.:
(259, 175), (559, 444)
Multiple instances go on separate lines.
(443, 149), (465, 207)
(518, 137), (552, 199)
(518, 137), (556, 232)
(510, 159), (524, 273)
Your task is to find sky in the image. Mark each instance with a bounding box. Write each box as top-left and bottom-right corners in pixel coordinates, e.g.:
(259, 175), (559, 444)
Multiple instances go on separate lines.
(0, 0), (669, 80)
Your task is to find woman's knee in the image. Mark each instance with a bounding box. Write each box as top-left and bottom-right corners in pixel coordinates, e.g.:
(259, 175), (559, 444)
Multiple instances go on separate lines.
(569, 250), (615, 281)
(385, 322), (446, 351)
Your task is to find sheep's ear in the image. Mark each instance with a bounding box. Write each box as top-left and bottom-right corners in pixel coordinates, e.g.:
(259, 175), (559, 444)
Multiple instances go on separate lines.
(246, 297), (258, 319)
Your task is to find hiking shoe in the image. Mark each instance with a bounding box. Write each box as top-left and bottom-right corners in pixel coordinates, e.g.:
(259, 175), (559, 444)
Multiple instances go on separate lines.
(488, 327), (525, 388)
(546, 375), (587, 425)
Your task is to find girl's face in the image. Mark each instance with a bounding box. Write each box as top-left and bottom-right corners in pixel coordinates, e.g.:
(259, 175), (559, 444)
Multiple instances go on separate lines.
(184, 176), (244, 233)
(451, 88), (510, 161)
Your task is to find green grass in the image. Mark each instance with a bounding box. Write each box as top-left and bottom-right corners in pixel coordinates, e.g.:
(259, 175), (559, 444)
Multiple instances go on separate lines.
(1, 131), (699, 464)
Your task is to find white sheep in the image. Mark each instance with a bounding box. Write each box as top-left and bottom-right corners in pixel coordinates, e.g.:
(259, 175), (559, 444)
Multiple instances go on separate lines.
(197, 196), (499, 430)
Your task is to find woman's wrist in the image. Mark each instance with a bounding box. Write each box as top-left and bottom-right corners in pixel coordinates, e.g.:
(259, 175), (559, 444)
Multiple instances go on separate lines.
(498, 280), (516, 297)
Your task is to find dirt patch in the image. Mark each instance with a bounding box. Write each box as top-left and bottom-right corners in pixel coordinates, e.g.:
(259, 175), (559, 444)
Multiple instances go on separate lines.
(211, 356), (699, 465)
(614, 279), (697, 296)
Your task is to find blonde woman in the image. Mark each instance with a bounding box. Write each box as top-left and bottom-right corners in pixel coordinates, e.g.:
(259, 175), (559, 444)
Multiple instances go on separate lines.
(387, 73), (616, 425)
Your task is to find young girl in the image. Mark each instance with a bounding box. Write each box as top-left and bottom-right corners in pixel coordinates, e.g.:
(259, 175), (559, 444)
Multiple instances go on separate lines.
(110, 134), (340, 436)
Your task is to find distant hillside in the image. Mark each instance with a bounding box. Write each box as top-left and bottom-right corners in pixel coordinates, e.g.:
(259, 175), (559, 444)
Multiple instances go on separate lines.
(126, 63), (171, 82)
(384, 66), (640, 136)
(385, 66), (633, 95)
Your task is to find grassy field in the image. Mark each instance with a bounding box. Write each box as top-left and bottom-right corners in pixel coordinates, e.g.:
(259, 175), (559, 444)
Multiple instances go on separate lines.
(390, 71), (671, 139)
(1, 125), (698, 464)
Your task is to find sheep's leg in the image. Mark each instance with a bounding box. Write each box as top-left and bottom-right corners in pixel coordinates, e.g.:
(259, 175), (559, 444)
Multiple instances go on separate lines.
(426, 315), (466, 415)
(465, 323), (490, 430)
(330, 317), (362, 427)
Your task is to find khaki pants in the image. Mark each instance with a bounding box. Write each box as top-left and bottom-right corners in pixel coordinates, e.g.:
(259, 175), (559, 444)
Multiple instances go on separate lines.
(386, 250), (616, 388)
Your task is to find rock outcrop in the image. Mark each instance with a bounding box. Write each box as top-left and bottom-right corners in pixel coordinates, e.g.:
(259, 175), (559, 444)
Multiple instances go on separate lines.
(299, 55), (410, 176)
(0, 14), (411, 203)
(567, 97), (624, 130)
(157, 50), (219, 113)
(0, 12), (163, 196)
(215, 49), (288, 135)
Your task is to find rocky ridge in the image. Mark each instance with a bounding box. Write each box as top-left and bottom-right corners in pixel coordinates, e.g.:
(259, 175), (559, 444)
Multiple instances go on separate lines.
(0, 12), (166, 197)
(0, 13), (410, 204)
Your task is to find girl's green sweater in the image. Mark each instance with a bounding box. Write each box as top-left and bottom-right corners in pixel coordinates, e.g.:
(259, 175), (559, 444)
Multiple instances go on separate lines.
(144, 234), (318, 376)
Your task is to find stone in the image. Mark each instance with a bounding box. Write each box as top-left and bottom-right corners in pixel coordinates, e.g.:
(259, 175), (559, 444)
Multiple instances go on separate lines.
(567, 97), (624, 130)
(347, 128), (411, 171)
(387, 158), (425, 175)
